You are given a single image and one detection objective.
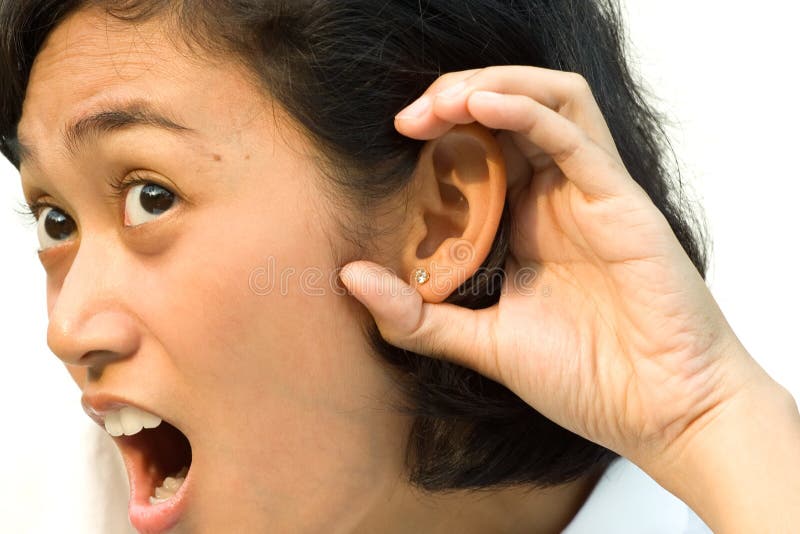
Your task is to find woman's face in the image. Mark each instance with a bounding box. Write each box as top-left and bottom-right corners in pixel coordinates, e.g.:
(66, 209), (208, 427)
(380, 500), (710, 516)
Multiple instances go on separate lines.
(17, 7), (412, 532)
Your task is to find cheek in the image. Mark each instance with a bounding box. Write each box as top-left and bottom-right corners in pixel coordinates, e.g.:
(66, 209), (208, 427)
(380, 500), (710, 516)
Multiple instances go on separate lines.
(145, 186), (399, 421)
(174, 217), (363, 410)
(141, 193), (412, 507)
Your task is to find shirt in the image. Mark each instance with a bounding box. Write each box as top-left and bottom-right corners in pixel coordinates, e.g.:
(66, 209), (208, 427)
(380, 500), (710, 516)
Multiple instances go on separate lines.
(562, 456), (713, 533)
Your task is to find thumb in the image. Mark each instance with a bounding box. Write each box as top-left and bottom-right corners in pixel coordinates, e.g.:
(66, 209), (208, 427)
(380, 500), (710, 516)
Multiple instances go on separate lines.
(338, 260), (499, 378)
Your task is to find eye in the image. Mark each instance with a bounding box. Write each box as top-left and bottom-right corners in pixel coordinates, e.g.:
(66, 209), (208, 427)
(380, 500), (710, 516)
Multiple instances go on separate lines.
(37, 206), (78, 251)
(125, 183), (177, 227)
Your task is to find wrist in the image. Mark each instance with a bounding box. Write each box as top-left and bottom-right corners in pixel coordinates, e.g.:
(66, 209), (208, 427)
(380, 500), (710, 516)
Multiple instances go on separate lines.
(637, 347), (800, 532)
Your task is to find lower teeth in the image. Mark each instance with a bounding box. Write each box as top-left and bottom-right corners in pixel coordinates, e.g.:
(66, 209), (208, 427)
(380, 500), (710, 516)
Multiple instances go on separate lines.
(149, 466), (189, 505)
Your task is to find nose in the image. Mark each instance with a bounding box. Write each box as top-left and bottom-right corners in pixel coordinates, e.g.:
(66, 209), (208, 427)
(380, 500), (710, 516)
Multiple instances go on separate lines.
(46, 238), (140, 369)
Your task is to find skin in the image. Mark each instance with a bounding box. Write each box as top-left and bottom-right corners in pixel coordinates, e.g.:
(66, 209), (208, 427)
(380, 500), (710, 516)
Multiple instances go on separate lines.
(16, 6), (604, 534)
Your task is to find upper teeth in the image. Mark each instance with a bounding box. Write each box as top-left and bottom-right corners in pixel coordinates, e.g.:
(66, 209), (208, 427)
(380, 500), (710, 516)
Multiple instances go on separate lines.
(104, 406), (162, 437)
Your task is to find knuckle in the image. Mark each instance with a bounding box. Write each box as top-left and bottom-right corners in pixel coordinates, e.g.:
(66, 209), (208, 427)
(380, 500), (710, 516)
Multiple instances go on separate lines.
(437, 68), (481, 87)
(564, 71), (592, 95)
(458, 66), (489, 88)
(438, 71), (464, 84)
(486, 324), (504, 382)
(403, 302), (437, 346)
(552, 131), (586, 165)
(520, 105), (541, 136)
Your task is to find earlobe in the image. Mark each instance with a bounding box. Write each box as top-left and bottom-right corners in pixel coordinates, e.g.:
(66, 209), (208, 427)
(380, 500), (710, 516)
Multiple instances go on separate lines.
(401, 123), (507, 303)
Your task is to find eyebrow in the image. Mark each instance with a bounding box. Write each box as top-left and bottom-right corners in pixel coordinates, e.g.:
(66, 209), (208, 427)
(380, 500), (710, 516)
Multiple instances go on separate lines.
(13, 100), (196, 166)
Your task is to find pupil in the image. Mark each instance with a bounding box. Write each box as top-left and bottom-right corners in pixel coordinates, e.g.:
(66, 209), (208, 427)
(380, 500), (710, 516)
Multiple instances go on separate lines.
(140, 184), (175, 215)
(45, 210), (76, 240)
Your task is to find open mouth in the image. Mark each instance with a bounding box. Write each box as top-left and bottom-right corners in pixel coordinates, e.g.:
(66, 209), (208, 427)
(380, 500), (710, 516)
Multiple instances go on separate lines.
(89, 403), (195, 534)
(113, 419), (193, 505)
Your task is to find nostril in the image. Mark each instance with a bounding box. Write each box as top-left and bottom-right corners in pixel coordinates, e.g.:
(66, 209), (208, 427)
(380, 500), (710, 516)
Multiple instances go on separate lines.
(80, 349), (122, 367)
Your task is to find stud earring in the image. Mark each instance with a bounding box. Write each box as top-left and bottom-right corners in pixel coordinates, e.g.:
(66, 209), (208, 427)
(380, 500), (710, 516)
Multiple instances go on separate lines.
(412, 267), (430, 285)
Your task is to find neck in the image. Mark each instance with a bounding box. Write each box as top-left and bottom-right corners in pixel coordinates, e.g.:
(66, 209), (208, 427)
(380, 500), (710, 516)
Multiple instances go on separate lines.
(354, 465), (608, 534)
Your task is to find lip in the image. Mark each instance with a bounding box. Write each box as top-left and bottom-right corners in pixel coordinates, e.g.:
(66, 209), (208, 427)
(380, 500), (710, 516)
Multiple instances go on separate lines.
(81, 391), (153, 428)
(81, 391), (193, 533)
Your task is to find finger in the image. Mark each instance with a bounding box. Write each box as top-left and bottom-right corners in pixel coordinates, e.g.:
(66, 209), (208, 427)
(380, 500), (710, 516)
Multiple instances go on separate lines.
(338, 260), (502, 382)
(467, 90), (643, 200)
(393, 69), (483, 139)
(396, 66), (588, 132)
(414, 68), (483, 99)
(397, 66), (619, 160)
(496, 130), (534, 196)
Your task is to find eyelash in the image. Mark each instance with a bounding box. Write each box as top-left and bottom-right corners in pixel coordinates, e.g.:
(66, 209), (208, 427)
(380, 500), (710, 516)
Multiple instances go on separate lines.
(18, 170), (165, 225)
(104, 170), (153, 203)
(18, 199), (56, 225)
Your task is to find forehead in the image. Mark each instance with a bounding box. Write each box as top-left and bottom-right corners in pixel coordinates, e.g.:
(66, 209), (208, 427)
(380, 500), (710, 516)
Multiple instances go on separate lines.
(17, 6), (269, 152)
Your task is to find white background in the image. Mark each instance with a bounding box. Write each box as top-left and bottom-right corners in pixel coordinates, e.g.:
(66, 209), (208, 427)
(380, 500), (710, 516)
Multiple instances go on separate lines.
(1, 2), (798, 532)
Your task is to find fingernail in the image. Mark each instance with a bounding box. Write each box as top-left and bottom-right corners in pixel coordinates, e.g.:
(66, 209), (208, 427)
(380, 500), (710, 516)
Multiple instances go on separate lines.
(396, 96), (431, 119)
(436, 81), (467, 99)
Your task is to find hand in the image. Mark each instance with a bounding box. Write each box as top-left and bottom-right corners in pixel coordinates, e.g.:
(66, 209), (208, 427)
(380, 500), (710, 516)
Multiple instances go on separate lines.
(338, 66), (773, 471)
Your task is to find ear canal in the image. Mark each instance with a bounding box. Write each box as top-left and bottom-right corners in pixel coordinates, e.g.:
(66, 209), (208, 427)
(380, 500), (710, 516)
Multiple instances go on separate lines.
(416, 211), (464, 260)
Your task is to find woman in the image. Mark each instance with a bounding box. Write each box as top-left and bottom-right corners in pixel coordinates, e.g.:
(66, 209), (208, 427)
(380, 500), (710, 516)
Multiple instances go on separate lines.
(1, 1), (797, 533)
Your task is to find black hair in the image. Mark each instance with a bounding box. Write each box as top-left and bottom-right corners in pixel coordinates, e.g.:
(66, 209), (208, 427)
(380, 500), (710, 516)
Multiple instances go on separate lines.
(0, 0), (709, 491)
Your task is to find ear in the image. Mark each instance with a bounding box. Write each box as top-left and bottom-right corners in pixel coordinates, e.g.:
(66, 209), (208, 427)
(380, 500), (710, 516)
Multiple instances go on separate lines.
(398, 123), (506, 303)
